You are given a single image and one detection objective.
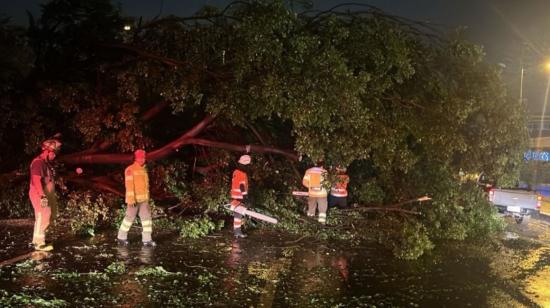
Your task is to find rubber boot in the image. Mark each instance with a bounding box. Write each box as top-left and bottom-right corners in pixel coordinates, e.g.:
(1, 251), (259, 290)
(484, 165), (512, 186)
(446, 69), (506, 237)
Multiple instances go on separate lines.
(234, 228), (247, 238)
(34, 244), (53, 252)
(142, 240), (157, 247)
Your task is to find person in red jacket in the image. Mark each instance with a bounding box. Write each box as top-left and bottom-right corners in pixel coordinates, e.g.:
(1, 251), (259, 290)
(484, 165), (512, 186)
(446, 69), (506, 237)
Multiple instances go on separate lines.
(29, 139), (61, 251)
(329, 166), (350, 209)
(230, 155), (251, 238)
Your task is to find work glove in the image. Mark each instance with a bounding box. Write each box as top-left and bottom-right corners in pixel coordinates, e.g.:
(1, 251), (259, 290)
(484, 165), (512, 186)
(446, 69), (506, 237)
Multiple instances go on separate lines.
(40, 196), (49, 208)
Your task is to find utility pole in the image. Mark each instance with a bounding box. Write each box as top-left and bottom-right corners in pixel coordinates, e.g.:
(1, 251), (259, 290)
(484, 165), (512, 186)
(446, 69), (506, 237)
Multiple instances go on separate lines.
(519, 43), (525, 104)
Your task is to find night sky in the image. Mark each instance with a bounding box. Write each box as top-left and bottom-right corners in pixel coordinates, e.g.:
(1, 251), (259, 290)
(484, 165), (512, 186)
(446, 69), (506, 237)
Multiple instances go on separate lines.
(2, 0), (550, 113)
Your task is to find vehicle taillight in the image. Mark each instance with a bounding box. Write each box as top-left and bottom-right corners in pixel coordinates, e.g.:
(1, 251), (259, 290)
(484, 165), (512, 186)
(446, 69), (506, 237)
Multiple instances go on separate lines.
(488, 188), (494, 202)
(537, 194), (542, 209)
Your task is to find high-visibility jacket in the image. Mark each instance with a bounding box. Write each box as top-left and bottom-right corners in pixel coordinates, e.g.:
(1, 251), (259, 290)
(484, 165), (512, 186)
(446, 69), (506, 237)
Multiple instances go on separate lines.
(330, 174), (349, 197)
(231, 169), (248, 200)
(302, 167), (327, 197)
(125, 162), (149, 204)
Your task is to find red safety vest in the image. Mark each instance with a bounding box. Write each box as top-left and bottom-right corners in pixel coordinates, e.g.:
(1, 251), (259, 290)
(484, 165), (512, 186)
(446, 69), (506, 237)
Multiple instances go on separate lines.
(230, 169), (248, 200)
(330, 174), (349, 197)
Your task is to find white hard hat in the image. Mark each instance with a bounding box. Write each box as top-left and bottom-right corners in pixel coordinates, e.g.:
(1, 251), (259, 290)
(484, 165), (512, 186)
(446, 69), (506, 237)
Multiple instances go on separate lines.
(41, 139), (62, 152)
(238, 155), (251, 165)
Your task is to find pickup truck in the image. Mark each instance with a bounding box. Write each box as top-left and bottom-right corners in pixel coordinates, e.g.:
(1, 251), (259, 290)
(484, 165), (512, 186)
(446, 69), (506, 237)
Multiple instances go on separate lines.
(533, 185), (550, 217)
(488, 188), (541, 223)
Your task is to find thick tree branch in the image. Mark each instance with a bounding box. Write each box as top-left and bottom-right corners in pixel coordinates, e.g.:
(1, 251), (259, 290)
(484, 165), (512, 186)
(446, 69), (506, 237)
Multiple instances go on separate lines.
(59, 115), (216, 165)
(186, 138), (299, 161)
(141, 100), (170, 121)
(355, 207), (420, 215)
(59, 114), (298, 165)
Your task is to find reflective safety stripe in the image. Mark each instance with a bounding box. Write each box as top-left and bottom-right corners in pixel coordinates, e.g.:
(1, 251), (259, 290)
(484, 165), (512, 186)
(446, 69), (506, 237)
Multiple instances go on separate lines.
(142, 219), (153, 233)
(331, 188), (347, 197)
(231, 189), (242, 192)
(126, 191), (135, 196)
(318, 217), (326, 222)
(120, 218), (133, 232)
(318, 213), (327, 218)
(135, 194), (148, 199)
(125, 175), (134, 181)
(309, 191), (327, 197)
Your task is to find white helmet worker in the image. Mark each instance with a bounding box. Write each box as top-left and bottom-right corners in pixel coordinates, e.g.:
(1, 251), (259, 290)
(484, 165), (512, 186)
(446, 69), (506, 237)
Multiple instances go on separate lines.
(238, 155), (251, 165)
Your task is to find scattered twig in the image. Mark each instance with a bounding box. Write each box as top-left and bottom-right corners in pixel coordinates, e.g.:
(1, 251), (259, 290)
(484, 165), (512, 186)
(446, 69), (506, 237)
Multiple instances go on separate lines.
(0, 251), (35, 268)
(284, 234), (309, 245)
(183, 262), (208, 269)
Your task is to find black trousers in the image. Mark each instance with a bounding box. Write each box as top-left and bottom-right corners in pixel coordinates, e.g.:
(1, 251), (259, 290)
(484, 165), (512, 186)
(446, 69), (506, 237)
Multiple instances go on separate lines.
(328, 195), (348, 209)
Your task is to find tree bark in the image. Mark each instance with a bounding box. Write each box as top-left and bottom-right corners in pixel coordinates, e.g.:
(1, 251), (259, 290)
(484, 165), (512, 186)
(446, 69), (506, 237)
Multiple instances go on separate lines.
(58, 114), (298, 166)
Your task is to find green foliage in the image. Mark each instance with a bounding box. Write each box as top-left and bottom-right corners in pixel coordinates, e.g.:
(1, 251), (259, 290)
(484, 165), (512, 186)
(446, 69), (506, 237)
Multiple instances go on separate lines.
(0, 290), (67, 307)
(149, 215), (224, 238)
(0, 180), (32, 218)
(190, 175), (230, 213)
(62, 191), (118, 236)
(390, 220), (434, 260)
(252, 189), (313, 235)
(352, 181), (386, 205)
(177, 216), (224, 239)
(160, 160), (192, 203)
(112, 205), (126, 229)
(136, 266), (181, 278)
(104, 261), (126, 275)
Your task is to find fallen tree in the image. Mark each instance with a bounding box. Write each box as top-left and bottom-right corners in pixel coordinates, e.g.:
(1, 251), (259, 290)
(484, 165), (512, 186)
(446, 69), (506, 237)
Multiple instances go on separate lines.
(0, 0), (526, 259)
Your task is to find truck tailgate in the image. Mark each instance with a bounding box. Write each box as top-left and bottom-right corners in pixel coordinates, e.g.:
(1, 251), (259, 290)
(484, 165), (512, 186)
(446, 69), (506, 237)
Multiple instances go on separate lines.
(492, 189), (539, 210)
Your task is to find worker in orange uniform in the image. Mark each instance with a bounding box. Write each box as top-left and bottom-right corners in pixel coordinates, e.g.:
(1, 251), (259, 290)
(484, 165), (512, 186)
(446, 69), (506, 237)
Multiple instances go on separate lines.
(230, 155), (251, 238)
(117, 149), (156, 246)
(329, 166), (350, 209)
(303, 161), (328, 224)
(29, 139), (61, 251)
